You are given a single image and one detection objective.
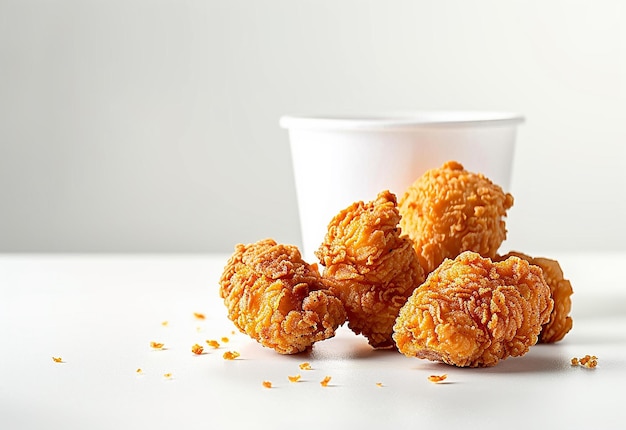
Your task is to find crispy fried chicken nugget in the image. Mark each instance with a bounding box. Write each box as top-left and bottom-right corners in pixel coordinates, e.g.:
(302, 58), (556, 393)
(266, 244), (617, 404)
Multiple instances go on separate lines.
(315, 190), (426, 348)
(219, 239), (346, 354)
(398, 161), (514, 275)
(497, 252), (573, 343)
(393, 251), (553, 367)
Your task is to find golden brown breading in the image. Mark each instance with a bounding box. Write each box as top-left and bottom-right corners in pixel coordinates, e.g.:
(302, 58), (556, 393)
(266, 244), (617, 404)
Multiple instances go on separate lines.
(497, 251), (573, 343)
(393, 251), (553, 367)
(398, 161), (514, 275)
(315, 190), (425, 349)
(219, 239), (346, 354)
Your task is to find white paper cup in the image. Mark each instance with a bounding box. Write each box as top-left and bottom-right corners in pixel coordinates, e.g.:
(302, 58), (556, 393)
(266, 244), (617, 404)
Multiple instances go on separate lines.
(280, 111), (524, 263)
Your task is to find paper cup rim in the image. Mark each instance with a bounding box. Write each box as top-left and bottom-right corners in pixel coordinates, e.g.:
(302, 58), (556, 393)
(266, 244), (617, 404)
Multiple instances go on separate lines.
(279, 111), (524, 131)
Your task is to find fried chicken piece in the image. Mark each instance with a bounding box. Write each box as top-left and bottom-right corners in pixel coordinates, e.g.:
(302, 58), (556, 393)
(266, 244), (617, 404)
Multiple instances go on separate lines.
(219, 239), (346, 354)
(393, 251), (553, 367)
(398, 161), (514, 275)
(315, 190), (426, 348)
(497, 251), (573, 343)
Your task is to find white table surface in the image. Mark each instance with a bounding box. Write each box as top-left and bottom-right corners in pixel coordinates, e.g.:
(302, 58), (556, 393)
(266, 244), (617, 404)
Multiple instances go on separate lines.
(1, 253), (625, 430)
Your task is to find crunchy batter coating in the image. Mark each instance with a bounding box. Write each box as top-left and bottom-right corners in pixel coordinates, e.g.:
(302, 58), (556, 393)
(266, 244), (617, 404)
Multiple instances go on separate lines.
(398, 161), (514, 275)
(393, 251), (553, 367)
(219, 239), (346, 354)
(497, 251), (573, 343)
(315, 190), (425, 348)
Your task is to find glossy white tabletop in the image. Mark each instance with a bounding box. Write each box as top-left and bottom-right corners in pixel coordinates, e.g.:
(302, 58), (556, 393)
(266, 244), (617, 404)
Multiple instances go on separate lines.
(1, 253), (625, 429)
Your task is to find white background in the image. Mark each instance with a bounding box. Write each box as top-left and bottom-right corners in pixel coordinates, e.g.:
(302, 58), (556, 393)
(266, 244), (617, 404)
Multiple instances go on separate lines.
(1, 0), (625, 255)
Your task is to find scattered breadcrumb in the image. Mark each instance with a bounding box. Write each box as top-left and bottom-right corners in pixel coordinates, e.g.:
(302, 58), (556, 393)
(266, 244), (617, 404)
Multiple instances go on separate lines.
(150, 341), (165, 350)
(163, 373), (173, 379)
(580, 355), (597, 368)
(376, 382), (384, 388)
(428, 374), (448, 383)
(288, 374), (301, 383)
(52, 357), (63, 363)
(320, 376), (332, 387)
(161, 321), (169, 327)
(206, 339), (220, 348)
(194, 312), (206, 320)
(223, 351), (240, 360)
(136, 368), (143, 374)
(299, 362), (312, 370)
(571, 355), (598, 368)
(221, 337), (230, 343)
(191, 344), (204, 355)
(262, 380), (272, 388)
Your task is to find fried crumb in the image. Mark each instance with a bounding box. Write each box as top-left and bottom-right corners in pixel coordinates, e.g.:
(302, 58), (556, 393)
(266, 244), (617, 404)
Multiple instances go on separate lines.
(579, 355), (598, 369)
(206, 339), (220, 349)
(262, 380), (272, 388)
(571, 355), (598, 369)
(376, 382), (383, 388)
(161, 321), (169, 327)
(299, 362), (312, 370)
(163, 373), (173, 379)
(288, 374), (301, 383)
(52, 357), (63, 363)
(221, 337), (230, 343)
(223, 351), (240, 360)
(428, 374), (448, 383)
(584, 360), (598, 369)
(191, 344), (204, 355)
(320, 376), (332, 387)
(136, 368), (143, 374)
(194, 312), (206, 320)
(150, 341), (165, 350)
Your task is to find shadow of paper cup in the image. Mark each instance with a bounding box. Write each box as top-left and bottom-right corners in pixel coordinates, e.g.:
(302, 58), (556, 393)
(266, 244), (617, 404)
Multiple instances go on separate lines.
(280, 112), (524, 263)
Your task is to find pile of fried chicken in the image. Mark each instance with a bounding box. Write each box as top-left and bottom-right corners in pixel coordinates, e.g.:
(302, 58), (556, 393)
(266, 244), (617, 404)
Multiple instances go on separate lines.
(219, 161), (573, 367)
